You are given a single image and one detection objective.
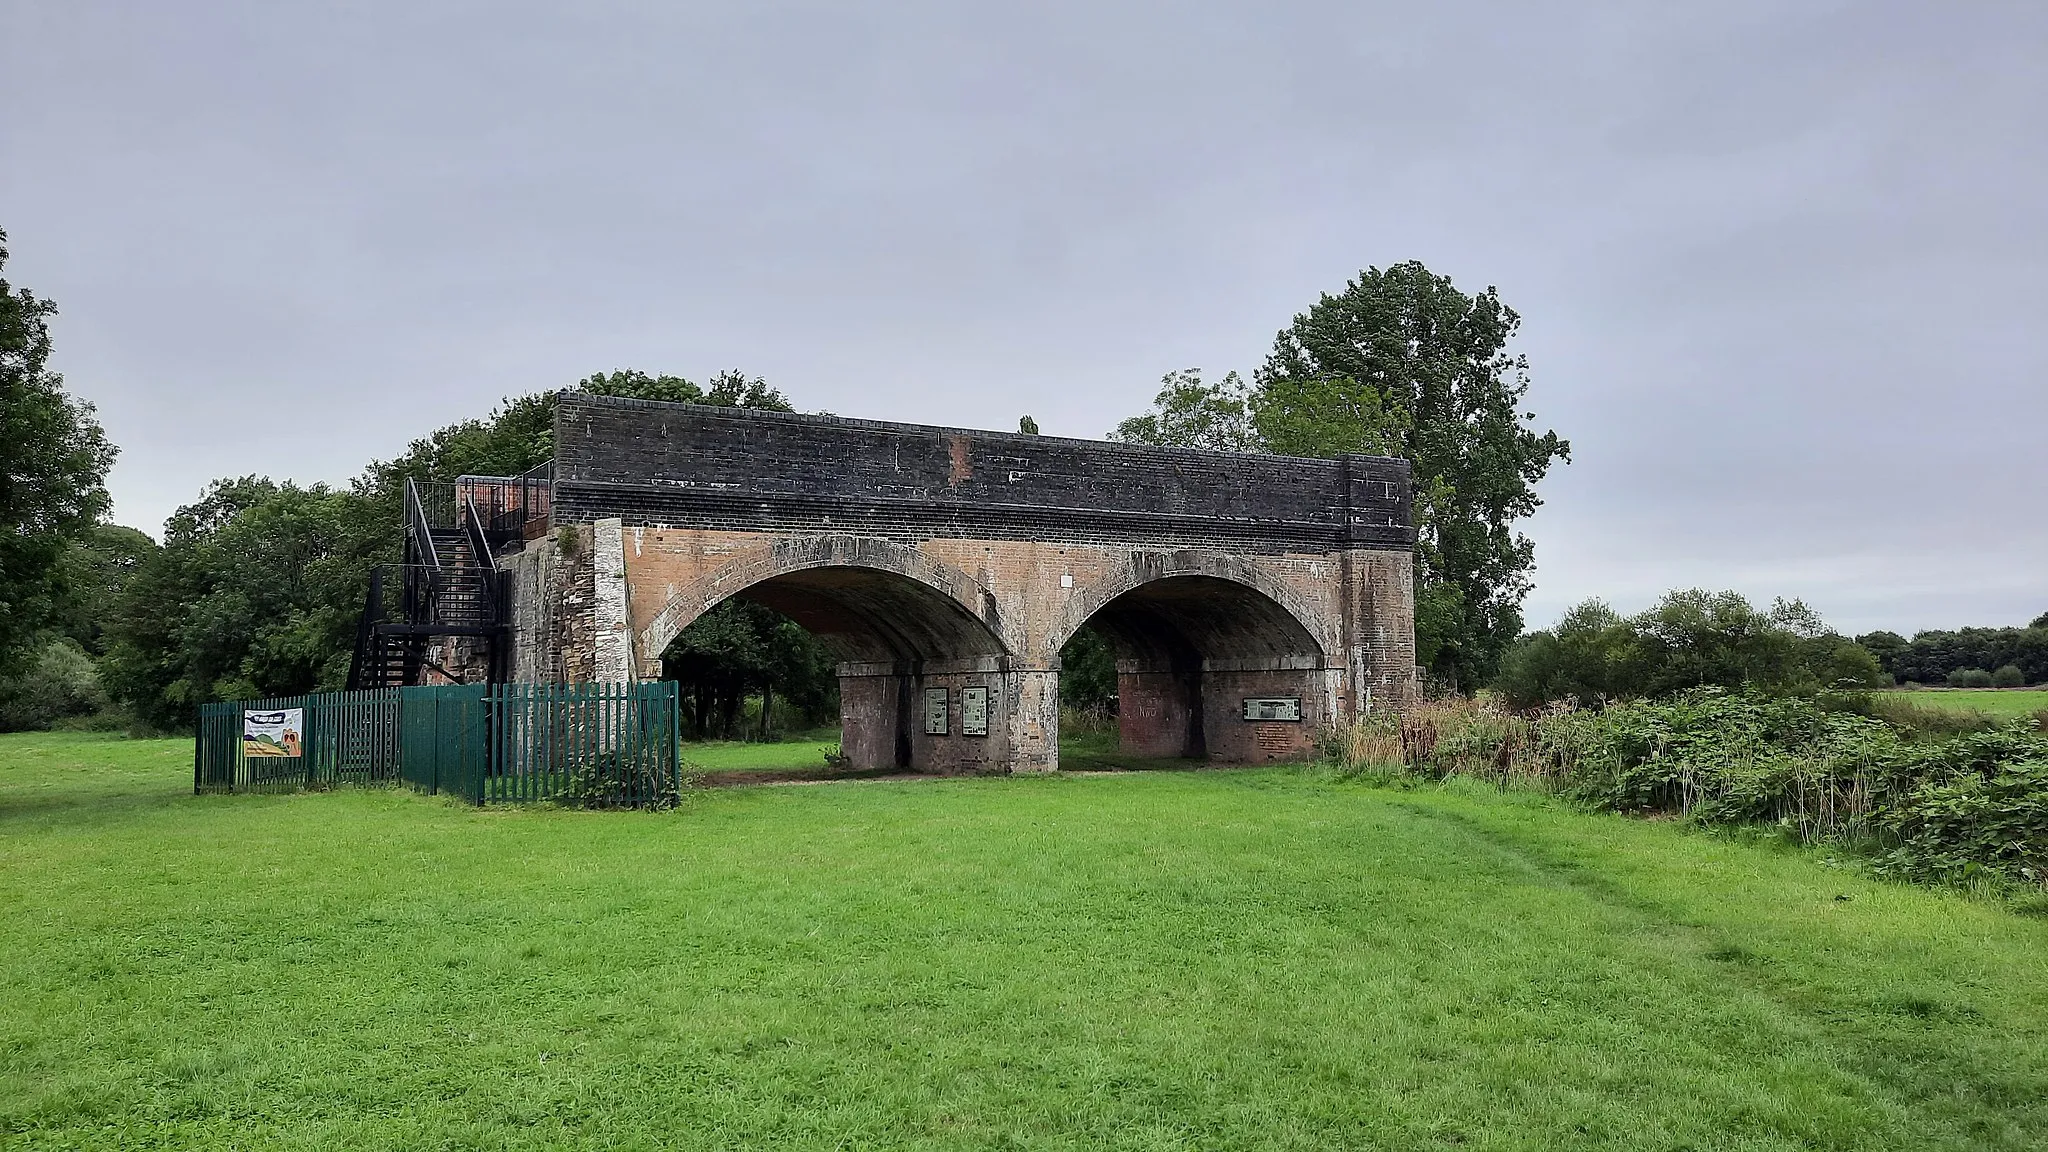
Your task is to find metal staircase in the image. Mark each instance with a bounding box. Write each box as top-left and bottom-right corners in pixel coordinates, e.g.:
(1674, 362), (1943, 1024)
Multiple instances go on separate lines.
(346, 478), (517, 689)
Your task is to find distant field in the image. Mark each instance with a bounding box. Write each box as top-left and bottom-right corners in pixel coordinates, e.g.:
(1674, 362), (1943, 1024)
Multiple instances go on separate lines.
(4, 730), (2046, 1149)
(1888, 688), (2048, 718)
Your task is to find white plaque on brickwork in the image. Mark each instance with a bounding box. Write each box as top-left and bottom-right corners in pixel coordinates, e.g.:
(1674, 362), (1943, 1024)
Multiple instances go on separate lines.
(1241, 697), (1302, 722)
(924, 688), (949, 735)
(961, 686), (989, 736)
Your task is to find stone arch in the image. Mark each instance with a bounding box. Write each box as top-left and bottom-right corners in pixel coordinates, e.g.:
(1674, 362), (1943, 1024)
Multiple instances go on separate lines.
(1054, 551), (1339, 763)
(1048, 549), (1338, 662)
(635, 535), (1012, 678)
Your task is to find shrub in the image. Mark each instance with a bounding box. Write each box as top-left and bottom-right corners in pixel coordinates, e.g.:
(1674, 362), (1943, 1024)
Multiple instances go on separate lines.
(552, 751), (683, 810)
(1876, 727), (2048, 887)
(1992, 664), (2027, 689)
(1327, 691), (2048, 891)
(0, 638), (108, 731)
(1947, 668), (1995, 689)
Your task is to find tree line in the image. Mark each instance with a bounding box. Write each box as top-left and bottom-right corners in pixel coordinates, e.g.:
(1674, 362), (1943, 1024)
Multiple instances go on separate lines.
(1, 235), (841, 738)
(1854, 620), (2048, 689)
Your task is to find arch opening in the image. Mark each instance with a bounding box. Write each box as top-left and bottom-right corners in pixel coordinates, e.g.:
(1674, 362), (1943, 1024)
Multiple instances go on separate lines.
(657, 564), (1013, 774)
(1068, 575), (1329, 763)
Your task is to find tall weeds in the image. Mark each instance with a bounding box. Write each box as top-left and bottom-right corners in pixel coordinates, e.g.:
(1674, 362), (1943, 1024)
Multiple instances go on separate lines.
(1324, 689), (2048, 891)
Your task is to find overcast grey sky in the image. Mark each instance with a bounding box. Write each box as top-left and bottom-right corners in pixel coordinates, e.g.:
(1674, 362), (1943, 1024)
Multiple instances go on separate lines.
(3, 1), (2042, 636)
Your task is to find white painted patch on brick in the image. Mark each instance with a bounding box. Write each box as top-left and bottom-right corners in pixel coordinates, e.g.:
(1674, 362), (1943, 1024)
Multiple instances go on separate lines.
(592, 518), (633, 683)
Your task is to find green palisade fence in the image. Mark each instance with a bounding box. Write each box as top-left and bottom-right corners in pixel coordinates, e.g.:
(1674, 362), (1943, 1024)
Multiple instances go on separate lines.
(195, 681), (679, 807)
(197, 689), (402, 794)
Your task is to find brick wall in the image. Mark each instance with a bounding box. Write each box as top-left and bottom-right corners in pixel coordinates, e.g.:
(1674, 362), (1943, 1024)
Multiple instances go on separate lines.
(552, 393), (1411, 553)
(498, 394), (1418, 773)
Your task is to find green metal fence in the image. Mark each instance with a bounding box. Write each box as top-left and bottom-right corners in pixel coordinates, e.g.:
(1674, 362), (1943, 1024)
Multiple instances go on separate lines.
(195, 681), (680, 807)
(197, 688), (403, 794)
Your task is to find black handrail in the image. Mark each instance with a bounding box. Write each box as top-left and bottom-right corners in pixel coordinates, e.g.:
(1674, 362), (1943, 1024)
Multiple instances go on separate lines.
(344, 568), (385, 690)
(461, 492), (498, 623)
(405, 478), (441, 568)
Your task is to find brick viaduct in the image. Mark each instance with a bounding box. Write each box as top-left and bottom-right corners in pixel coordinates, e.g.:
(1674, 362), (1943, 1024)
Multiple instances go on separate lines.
(503, 393), (1417, 774)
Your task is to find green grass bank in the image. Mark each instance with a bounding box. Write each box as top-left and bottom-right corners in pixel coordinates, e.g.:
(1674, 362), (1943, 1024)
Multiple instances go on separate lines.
(1889, 688), (2048, 718)
(3, 731), (2046, 1150)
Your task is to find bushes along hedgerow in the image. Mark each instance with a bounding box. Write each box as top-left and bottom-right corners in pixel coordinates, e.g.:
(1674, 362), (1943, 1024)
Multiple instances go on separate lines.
(1329, 690), (2048, 891)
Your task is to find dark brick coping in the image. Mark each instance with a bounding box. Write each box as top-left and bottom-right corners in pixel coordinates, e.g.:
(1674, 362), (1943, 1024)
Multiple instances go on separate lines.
(553, 392), (1413, 551)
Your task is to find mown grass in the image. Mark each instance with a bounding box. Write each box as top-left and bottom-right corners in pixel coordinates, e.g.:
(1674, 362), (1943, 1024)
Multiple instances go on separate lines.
(1889, 688), (2048, 718)
(679, 728), (843, 775)
(3, 731), (2046, 1150)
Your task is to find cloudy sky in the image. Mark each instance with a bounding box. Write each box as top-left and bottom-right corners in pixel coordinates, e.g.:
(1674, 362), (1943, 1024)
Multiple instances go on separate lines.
(4, 1), (2042, 636)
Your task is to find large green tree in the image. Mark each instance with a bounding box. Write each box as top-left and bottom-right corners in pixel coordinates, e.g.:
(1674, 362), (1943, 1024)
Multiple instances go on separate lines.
(99, 478), (387, 730)
(1255, 262), (1569, 690)
(0, 229), (118, 677)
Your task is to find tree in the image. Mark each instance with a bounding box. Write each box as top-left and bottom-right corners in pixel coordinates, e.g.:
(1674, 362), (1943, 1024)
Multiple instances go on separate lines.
(1855, 630), (1909, 676)
(1110, 370), (1259, 452)
(1018, 415), (1039, 435)
(1493, 600), (1632, 708)
(1057, 627), (1118, 710)
(1256, 262), (1570, 691)
(1992, 664), (2027, 689)
(1493, 589), (1887, 707)
(1880, 622), (2048, 687)
(659, 598), (836, 740)
(46, 524), (158, 655)
(1249, 374), (1408, 459)
(100, 478), (386, 730)
(0, 228), (118, 677)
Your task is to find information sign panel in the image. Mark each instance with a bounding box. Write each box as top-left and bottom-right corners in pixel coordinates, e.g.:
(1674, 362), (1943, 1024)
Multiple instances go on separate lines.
(961, 686), (990, 736)
(924, 688), (950, 735)
(242, 708), (304, 757)
(1241, 696), (1302, 722)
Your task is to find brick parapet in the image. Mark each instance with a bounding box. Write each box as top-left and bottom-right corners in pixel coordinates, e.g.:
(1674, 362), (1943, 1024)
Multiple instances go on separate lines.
(552, 394), (1412, 553)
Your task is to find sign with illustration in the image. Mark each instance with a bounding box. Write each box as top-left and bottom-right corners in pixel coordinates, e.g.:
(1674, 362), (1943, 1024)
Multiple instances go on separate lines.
(1240, 697), (1302, 722)
(924, 688), (950, 735)
(243, 708), (304, 757)
(961, 686), (990, 736)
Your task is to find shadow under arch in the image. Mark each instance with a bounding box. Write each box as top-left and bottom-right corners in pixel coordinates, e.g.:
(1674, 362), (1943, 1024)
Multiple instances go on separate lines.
(638, 536), (1013, 773)
(1064, 562), (1336, 763)
(1048, 550), (1337, 661)
(638, 536), (1011, 671)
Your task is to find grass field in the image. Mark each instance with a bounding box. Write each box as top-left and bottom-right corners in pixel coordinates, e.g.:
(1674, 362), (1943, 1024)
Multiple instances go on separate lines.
(1888, 688), (2048, 718)
(679, 730), (843, 778)
(4, 731), (2046, 1150)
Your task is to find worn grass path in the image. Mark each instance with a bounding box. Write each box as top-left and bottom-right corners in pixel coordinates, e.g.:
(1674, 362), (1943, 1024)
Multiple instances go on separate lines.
(3, 732), (2045, 1150)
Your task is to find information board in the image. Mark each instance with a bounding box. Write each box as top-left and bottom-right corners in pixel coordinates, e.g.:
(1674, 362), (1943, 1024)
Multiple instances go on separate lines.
(961, 686), (989, 736)
(242, 708), (304, 757)
(1240, 696), (1302, 722)
(924, 688), (950, 735)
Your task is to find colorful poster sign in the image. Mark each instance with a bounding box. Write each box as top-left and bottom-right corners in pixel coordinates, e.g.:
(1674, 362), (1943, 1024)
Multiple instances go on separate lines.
(243, 708), (304, 757)
(961, 686), (990, 736)
(924, 688), (950, 735)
